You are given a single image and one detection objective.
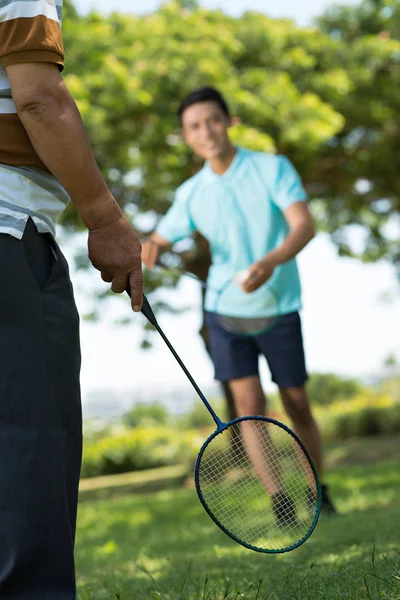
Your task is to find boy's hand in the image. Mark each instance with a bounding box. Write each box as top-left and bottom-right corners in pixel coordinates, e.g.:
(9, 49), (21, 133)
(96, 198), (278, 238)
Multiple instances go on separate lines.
(241, 255), (277, 294)
(141, 238), (161, 269)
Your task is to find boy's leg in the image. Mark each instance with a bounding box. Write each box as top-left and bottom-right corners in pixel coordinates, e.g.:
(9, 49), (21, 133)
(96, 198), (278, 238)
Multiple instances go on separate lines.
(205, 313), (283, 495)
(227, 375), (283, 497)
(254, 313), (321, 471)
(279, 385), (323, 475)
(257, 312), (336, 513)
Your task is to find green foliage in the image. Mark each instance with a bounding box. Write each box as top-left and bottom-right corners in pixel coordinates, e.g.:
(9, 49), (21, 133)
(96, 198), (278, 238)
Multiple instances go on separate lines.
(62, 0), (400, 281)
(81, 385), (400, 479)
(318, 0), (400, 41)
(177, 398), (227, 430)
(76, 436), (400, 599)
(122, 402), (170, 428)
(308, 372), (364, 406)
(316, 392), (400, 440)
(81, 426), (201, 478)
(379, 376), (400, 401)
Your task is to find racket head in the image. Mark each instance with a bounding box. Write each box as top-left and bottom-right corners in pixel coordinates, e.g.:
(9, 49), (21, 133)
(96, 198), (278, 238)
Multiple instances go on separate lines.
(195, 416), (321, 554)
(215, 313), (281, 336)
(214, 275), (281, 337)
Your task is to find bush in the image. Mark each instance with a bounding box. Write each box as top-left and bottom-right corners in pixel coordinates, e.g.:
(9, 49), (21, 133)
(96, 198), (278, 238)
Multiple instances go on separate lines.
(80, 390), (400, 479)
(122, 402), (170, 428)
(308, 372), (364, 406)
(81, 426), (203, 478)
(316, 393), (400, 440)
(177, 399), (227, 430)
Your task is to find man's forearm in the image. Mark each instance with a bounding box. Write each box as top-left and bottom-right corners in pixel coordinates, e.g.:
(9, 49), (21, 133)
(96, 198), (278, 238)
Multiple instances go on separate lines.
(268, 223), (315, 266)
(16, 85), (121, 229)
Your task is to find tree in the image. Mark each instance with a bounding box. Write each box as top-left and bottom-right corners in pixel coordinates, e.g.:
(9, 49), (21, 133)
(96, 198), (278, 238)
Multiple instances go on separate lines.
(318, 0), (400, 41)
(62, 0), (399, 275)
(122, 402), (170, 428)
(315, 0), (400, 270)
(307, 373), (363, 406)
(62, 0), (399, 427)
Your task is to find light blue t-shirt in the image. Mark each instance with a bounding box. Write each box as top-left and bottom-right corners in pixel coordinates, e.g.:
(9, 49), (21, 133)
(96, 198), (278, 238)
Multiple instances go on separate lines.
(156, 147), (307, 318)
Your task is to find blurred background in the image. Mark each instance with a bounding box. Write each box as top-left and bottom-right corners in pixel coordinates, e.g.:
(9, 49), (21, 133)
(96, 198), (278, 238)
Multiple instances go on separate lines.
(59, 0), (399, 462)
(60, 2), (400, 596)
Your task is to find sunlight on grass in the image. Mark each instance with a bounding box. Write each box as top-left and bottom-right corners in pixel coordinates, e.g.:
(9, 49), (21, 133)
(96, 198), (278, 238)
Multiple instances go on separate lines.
(76, 437), (400, 600)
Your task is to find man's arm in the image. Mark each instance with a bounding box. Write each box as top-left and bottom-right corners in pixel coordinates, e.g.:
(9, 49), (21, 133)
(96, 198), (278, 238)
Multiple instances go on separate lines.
(242, 202), (315, 293)
(5, 62), (143, 310)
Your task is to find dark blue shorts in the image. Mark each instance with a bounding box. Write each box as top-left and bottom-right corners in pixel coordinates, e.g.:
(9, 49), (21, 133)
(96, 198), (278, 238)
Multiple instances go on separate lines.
(205, 311), (308, 388)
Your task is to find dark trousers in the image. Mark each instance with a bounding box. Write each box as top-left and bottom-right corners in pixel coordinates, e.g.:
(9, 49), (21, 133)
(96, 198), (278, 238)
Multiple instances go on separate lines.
(0, 219), (82, 599)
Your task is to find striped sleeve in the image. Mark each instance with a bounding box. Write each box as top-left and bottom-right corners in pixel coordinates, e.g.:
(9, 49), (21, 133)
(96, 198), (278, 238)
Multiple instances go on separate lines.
(0, 0), (64, 70)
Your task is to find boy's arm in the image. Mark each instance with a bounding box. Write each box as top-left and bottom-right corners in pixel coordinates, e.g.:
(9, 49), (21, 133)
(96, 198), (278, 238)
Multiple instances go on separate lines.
(268, 201), (315, 265)
(143, 188), (196, 269)
(242, 202), (315, 294)
(142, 232), (172, 269)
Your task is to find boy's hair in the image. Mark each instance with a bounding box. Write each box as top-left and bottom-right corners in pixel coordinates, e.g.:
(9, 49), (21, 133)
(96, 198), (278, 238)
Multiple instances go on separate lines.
(177, 86), (230, 123)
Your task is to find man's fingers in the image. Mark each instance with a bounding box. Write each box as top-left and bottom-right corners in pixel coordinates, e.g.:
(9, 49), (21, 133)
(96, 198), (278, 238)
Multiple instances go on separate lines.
(111, 275), (129, 294)
(129, 266), (144, 312)
(87, 217), (144, 306)
(101, 271), (113, 283)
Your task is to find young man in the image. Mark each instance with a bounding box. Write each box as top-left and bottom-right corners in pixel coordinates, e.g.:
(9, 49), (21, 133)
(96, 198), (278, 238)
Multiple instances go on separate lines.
(142, 86), (336, 515)
(0, 1), (142, 597)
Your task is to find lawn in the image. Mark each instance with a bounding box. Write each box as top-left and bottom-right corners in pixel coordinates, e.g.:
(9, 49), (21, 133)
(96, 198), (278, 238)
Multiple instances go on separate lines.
(76, 435), (400, 600)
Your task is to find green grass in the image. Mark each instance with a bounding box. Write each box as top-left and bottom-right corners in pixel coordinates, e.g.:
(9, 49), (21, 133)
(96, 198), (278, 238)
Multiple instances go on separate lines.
(78, 464), (189, 502)
(76, 435), (400, 600)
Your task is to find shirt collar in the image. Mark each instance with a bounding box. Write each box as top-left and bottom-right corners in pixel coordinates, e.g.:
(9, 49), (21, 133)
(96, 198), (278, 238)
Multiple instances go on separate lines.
(203, 147), (244, 183)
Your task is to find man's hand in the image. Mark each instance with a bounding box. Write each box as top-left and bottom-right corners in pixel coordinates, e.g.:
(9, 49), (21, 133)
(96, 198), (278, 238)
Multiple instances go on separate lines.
(6, 62), (145, 311)
(241, 255), (277, 294)
(88, 216), (143, 311)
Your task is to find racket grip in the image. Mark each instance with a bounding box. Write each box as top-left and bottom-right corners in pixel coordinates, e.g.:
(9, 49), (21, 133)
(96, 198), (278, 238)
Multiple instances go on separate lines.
(126, 285), (158, 326)
(141, 295), (158, 326)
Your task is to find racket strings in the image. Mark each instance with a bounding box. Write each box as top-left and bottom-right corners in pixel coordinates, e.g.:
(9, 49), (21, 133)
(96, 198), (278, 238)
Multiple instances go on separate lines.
(202, 439), (306, 540)
(214, 281), (281, 336)
(216, 314), (278, 336)
(197, 420), (319, 552)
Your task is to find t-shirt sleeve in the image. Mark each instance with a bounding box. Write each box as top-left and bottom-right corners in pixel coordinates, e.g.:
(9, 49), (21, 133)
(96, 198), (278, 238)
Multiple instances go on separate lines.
(156, 188), (196, 243)
(273, 155), (307, 211)
(0, 0), (64, 71)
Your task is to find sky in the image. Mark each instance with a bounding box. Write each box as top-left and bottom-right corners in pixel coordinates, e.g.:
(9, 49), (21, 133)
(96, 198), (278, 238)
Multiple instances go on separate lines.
(78, 0), (360, 26)
(67, 0), (400, 412)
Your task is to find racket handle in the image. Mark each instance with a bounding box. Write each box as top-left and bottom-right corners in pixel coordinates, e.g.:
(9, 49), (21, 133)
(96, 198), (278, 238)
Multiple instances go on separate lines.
(126, 285), (222, 428)
(141, 295), (157, 326)
(125, 286), (157, 326)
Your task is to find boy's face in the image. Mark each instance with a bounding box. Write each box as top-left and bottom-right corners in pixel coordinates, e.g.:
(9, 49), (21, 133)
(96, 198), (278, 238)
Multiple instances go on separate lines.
(181, 101), (233, 161)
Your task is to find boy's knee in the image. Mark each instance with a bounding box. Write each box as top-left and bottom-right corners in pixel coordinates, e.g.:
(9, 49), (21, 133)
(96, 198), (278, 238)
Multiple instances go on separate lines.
(280, 387), (312, 421)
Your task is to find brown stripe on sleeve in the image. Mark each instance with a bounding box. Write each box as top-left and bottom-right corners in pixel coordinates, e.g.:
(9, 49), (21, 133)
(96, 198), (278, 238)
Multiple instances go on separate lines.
(0, 113), (50, 172)
(0, 16), (64, 71)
